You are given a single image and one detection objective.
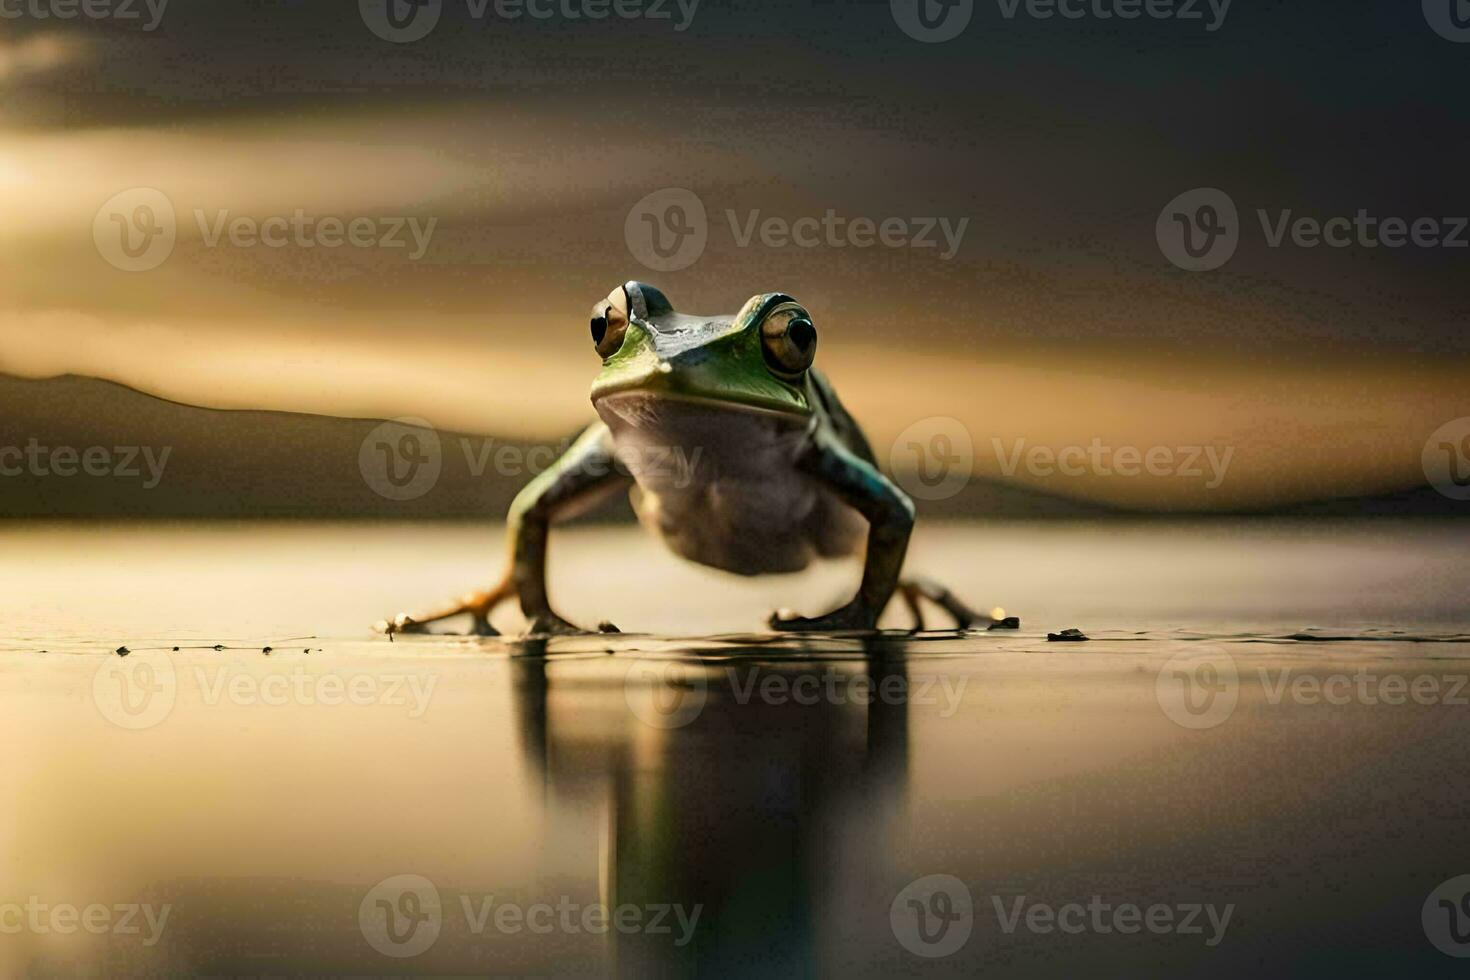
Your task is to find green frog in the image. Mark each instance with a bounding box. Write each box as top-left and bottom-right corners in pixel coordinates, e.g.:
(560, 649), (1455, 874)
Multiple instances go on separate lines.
(377, 281), (986, 636)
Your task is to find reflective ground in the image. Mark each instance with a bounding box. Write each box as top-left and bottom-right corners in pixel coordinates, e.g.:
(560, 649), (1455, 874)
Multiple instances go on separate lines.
(2, 521), (1469, 976)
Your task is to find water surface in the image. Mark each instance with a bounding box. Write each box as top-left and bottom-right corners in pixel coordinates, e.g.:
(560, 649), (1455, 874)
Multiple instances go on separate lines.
(2, 520), (1468, 976)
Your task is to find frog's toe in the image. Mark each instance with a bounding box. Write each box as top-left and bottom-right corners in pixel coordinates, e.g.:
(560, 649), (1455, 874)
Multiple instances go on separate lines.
(468, 615), (501, 637)
(520, 612), (586, 637)
(374, 613), (429, 637)
(768, 601), (878, 633)
(897, 576), (997, 630)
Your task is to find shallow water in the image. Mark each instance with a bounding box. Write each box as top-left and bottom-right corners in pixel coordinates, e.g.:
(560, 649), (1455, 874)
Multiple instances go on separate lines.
(2, 520), (1469, 976)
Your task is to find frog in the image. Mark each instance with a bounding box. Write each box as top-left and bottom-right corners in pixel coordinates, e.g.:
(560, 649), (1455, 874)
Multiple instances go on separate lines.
(376, 281), (988, 637)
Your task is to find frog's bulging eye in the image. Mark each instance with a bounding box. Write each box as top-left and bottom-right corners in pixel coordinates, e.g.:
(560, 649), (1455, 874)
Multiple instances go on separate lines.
(761, 304), (817, 378)
(591, 287), (630, 359)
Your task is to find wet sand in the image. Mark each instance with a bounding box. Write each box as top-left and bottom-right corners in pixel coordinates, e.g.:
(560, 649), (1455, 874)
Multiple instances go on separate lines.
(2, 520), (1469, 976)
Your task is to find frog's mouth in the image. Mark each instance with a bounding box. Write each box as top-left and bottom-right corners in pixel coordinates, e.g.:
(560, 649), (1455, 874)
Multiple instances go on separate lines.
(594, 389), (811, 432)
(595, 390), (813, 480)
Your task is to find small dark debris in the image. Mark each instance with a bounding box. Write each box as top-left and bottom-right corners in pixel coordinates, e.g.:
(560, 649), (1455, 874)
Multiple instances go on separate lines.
(262, 646), (272, 655)
(1047, 628), (1089, 642)
(213, 644), (225, 651)
(597, 621), (621, 634)
(988, 617), (1021, 630)
(114, 646), (130, 656)
(171, 646), (180, 652)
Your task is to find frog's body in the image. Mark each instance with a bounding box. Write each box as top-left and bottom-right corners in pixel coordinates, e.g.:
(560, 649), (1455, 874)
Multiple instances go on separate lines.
(378, 282), (985, 636)
(598, 379), (865, 576)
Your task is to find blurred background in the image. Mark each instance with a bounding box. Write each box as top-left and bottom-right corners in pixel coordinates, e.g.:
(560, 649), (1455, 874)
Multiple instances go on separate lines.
(1, 0), (1467, 519)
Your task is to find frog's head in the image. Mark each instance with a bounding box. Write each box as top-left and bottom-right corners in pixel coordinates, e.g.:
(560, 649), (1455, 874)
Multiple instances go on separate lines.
(587, 281), (816, 419)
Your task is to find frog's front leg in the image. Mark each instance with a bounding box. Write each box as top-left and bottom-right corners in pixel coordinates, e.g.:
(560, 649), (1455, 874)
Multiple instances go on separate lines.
(769, 430), (915, 632)
(376, 423), (630, 637)
(508, 423), (631, 634)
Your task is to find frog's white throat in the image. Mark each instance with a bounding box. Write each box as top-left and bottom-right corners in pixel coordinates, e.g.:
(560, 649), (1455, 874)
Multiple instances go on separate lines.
(594, 390), (810, 489)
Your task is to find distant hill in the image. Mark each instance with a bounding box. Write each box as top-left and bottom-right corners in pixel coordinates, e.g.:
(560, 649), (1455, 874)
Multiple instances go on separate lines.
(0, 373), (1460, 520)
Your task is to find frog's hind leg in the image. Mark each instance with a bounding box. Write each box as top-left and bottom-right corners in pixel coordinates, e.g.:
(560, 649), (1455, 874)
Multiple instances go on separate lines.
(376, 575), (514, 638)
(897, 576), (988, 631)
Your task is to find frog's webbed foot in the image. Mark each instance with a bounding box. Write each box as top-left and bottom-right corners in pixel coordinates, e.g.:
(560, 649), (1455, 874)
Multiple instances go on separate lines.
(517, 611), (621, 637)
(768, 600), (879, 633)
(521, 611), (588, 637)
(373, 582), (511, 638)
(374, 613), (430, 637)
(898, 576), (988, 631)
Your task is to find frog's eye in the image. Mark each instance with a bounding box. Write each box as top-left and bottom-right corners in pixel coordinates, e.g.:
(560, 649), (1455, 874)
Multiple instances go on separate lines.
(760, 303), (817, 378)
(590, 286), (630, 358)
